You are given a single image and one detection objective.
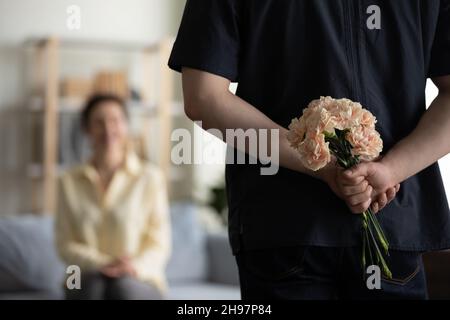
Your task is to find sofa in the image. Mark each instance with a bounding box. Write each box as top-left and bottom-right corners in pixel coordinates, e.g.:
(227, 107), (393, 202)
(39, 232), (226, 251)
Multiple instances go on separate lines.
(0, 202), (241, 300)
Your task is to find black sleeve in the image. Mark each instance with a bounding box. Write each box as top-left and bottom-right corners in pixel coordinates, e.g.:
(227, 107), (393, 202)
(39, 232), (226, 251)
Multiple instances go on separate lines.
(428, 0), (450, 78)
(168, 0), (242, 82)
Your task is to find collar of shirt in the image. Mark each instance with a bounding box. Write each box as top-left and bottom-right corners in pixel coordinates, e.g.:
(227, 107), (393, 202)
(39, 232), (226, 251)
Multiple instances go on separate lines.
(76, 149), (143, 208)
(79, 149), (143, 182)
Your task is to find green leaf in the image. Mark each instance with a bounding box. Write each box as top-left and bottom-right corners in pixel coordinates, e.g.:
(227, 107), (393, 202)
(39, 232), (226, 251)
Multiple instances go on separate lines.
(323, 131), (337, 140)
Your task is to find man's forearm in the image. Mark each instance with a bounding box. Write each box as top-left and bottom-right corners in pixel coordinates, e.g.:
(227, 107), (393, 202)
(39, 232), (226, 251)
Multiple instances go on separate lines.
(381, 90), (450, 184)
(189, 88), (317, 176)
(182, 69), (321, 178)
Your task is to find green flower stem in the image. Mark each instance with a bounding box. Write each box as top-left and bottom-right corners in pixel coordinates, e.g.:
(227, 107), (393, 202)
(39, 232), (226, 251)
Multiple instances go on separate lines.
(324, 129), (391, 279)
(366, 208), (389, 254)
(366, 230), (374, 267)
(363, 214), (374, 267)
(362, 224), (367, 279)
(366, 217), (392, 279)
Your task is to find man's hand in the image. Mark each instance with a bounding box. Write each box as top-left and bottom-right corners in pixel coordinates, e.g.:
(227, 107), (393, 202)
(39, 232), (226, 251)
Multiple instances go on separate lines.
(316, 162), (371, 214)
(317, 161), (399, 214)
(343, 161), (400, 213)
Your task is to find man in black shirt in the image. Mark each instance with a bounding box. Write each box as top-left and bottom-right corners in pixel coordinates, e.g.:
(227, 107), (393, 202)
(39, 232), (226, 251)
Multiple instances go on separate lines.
(169, 0), (450, 299)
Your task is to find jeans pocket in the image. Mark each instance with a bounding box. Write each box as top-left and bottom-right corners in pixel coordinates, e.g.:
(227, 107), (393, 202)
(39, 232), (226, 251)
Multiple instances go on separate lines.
(238, 246), (308, 281)
(381, 251), (421, 286)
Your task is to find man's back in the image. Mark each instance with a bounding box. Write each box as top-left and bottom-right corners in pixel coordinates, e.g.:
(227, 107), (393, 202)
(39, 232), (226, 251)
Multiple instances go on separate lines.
(169, 0), (450, 254)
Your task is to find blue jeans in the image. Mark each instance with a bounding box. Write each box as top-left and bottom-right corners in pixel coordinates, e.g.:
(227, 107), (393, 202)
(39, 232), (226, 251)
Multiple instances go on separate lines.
(236, 246), (428, 300)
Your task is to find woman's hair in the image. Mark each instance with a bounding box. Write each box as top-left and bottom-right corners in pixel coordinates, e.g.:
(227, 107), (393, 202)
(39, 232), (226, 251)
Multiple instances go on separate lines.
(81, 94), (128, 130)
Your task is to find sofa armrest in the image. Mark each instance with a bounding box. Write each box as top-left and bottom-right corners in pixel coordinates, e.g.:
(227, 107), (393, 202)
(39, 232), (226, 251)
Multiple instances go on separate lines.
(206, 231), (240, 286)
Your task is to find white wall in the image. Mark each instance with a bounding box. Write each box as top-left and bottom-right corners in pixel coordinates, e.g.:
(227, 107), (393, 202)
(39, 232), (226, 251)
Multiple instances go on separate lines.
(0, 0), (173, 46)
(426, 80), (450, 199)
(0, 0), (182, 111)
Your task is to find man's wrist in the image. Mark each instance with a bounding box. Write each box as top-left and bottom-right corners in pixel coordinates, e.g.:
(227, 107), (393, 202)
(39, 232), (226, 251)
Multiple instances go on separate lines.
(379, 155), (403, 186)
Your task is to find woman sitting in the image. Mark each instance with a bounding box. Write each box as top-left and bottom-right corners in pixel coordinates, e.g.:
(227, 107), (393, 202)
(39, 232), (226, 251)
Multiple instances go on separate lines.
(55, 94), (171, 300)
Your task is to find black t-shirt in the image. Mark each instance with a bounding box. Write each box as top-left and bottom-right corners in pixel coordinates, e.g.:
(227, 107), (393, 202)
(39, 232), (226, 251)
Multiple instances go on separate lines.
(169, 0), (450, 254)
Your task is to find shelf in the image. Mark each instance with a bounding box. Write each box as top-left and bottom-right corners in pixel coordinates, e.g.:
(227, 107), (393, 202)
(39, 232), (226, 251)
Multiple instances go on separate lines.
(28, 96), (185, 117)
(27, 163), (69, 179)
(25, 38), (165, 54)
(28, 96), (158, 115)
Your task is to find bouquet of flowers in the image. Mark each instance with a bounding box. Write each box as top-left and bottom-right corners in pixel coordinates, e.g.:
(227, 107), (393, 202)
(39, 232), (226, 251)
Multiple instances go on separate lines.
(287, 96), (391, 279)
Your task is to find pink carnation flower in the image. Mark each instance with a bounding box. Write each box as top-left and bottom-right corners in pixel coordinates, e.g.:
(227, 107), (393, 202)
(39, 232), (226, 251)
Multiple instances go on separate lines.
(298, 133), (331, 171)
(287, 118), (306, 148)
(287, 96), (383, 171)
(346, 126), (383, 161)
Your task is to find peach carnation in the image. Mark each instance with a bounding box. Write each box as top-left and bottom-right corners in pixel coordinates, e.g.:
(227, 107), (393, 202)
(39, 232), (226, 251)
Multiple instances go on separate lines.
(287, 96), (383, 171)
(297, 133), (331, 171)
(346, 126), (383, 161)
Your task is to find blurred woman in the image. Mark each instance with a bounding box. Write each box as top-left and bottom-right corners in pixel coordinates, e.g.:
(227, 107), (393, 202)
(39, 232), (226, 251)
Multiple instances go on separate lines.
(55, 94), (171, 300)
